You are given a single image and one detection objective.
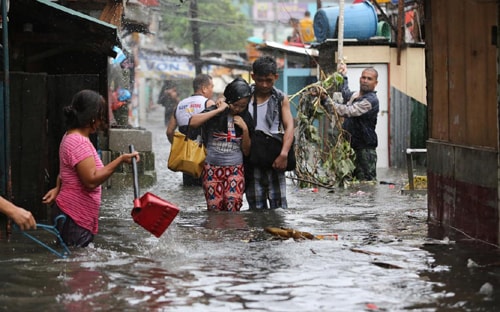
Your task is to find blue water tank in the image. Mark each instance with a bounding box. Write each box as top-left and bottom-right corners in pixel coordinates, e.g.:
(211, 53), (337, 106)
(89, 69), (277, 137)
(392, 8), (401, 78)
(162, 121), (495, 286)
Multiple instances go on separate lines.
(313, 1), (378, 42)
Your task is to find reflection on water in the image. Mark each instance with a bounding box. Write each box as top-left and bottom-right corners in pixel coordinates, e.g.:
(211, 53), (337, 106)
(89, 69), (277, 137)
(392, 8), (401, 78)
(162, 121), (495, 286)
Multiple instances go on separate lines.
(1, 113), (499, 311)
(416, 236), (500, 311)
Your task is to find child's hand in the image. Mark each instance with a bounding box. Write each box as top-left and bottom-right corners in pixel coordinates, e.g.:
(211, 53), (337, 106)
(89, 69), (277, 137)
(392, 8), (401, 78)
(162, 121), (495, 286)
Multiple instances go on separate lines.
(42, 188), (59, 204)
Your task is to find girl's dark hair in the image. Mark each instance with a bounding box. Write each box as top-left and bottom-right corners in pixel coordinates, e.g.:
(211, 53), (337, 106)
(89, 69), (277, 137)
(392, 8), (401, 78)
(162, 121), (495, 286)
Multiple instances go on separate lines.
(252, 56), (277, 76)
(224, 77), (251, 104)
(63, 89), (106, 129)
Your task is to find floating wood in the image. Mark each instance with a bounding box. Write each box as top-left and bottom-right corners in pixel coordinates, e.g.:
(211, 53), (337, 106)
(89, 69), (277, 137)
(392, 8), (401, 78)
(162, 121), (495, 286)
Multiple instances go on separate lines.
(264, 227), (315, 240)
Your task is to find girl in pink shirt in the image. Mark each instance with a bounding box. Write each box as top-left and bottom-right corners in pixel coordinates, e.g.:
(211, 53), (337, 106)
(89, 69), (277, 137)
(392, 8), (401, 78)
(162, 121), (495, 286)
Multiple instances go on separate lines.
(43, 90), (139, 247)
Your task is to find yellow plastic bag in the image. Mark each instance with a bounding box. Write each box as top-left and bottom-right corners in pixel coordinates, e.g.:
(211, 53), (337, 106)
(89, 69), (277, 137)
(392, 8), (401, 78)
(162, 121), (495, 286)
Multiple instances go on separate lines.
(167, 131), (206, 178)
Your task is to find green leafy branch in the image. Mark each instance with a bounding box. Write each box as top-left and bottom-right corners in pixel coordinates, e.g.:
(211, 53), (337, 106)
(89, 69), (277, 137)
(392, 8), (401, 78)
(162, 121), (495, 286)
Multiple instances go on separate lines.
(290, 72), (356, 189)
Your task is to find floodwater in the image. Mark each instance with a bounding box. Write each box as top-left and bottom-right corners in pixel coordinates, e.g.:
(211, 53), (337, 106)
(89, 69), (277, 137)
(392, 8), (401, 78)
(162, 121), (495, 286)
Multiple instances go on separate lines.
(1, 109), (499, 311)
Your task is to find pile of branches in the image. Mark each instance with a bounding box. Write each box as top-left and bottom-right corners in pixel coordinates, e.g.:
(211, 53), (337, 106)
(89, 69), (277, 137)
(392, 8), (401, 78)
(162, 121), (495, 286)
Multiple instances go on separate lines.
(289, 72), (356, 189)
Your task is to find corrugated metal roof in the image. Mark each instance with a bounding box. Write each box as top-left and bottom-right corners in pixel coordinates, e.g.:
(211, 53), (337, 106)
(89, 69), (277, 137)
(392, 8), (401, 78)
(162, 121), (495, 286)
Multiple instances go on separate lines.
(11, 0), (121, 53)
(258, 41), (319, 57)
(36, 0), (118, 29)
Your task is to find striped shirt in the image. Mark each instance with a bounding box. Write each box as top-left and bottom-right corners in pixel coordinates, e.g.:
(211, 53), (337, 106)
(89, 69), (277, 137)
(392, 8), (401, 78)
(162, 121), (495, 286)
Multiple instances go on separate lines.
(56, 133), (103, 234)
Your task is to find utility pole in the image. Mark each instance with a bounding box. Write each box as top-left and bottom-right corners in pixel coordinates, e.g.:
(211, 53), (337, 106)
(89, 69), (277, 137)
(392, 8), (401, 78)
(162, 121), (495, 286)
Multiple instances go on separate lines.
(189, 0), (202, 75)
(273, 0), (278, 41)
(338, 0), (344, 64)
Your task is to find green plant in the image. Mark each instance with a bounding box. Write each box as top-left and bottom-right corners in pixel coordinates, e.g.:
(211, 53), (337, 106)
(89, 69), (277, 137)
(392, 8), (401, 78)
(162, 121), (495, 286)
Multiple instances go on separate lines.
(290, 72), (356, 189)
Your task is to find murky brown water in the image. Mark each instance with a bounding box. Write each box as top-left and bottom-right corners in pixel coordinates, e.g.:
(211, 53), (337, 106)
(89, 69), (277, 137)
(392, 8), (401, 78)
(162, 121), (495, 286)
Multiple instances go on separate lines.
(1, 108), (499, 311)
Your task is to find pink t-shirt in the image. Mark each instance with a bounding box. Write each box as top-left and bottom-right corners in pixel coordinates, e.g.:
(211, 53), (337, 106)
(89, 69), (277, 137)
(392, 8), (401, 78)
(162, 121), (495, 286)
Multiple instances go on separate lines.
(56, 133), (103, 234)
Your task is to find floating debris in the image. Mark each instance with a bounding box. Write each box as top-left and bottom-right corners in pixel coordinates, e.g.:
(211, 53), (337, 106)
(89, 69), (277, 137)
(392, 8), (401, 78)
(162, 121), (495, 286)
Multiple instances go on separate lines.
(479, 282), (494, 296)
(350, 248), (382, 256)
(265, 227), (315, 240)
(403, 175), (427, 190)
(264, 227), (339, 241)
(371, 262), (403, 269)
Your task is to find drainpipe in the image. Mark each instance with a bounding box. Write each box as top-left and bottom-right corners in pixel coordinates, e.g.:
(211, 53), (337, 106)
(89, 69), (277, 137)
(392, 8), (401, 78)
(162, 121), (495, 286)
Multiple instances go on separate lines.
(396, 0), (404, 65)
(1, 0), (10, 200)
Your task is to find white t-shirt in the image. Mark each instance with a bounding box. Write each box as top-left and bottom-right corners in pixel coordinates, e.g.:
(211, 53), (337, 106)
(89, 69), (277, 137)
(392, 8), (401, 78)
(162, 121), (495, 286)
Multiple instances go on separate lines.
(175, 94), (208, 127)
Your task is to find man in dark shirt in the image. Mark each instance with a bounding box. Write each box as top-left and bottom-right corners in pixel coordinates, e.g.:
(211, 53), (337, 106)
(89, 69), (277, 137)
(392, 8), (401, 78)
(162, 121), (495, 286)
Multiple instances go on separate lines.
(334, 64), (379, 181)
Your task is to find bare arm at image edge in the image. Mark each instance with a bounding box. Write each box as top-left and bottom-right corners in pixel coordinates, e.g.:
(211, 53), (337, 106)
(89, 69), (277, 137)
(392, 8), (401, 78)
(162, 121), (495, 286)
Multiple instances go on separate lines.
(0, 196), (37, 230)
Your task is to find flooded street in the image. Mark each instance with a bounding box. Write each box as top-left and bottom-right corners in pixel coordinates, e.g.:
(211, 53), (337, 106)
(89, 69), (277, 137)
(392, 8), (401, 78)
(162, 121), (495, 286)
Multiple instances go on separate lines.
(1, 109), (499, 311)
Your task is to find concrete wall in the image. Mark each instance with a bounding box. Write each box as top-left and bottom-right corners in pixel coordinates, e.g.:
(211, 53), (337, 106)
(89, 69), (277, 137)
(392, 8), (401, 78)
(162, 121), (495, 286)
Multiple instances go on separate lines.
(339, 45), (426, 104)
(102, 128), (157, 189)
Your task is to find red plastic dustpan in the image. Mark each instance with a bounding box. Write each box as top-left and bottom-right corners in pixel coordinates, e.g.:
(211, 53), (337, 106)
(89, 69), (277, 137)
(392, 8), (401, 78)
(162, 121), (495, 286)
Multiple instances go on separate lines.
(129, 145), (179, 237)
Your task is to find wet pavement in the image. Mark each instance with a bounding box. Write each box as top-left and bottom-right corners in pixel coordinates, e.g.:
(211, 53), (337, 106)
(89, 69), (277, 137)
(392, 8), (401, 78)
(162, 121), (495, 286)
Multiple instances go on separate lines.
(1, 107), (499, 311)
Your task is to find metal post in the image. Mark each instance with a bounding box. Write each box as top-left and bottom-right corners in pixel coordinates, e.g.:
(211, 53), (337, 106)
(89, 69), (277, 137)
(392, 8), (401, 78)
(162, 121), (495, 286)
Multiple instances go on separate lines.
(1, 0), (10, 198)
(406, 148), (427, 191)
(406, 153), (415, 190)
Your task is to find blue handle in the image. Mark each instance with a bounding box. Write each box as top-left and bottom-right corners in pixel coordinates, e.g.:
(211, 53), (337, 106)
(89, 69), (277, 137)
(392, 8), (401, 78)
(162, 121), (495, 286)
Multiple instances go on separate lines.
(14, 215), (71, 259)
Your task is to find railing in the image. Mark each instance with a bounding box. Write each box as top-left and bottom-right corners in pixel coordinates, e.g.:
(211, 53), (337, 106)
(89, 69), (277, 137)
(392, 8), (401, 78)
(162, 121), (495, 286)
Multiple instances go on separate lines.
(406, 148), (427, 190)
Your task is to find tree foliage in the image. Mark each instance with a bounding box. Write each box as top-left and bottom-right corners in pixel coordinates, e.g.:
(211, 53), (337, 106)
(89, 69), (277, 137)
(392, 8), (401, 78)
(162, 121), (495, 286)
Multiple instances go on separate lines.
(158, 0), (253, 51)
